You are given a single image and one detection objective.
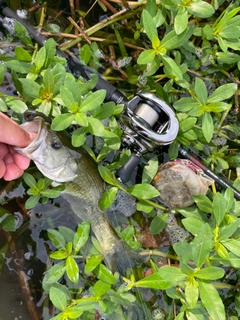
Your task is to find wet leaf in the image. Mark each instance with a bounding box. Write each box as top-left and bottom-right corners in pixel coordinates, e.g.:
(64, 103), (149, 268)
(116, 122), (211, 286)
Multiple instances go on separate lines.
(99, 187), (118, 210)
(25, 194), (41, 209)
(66, 256), (79, 283)
(93, 280), (111, 297)
(98, 165), (121, 187)
(73, 221), (90, 254)
(42, 261), (66, 291)
(48, 229), (66, 250)
(84, 254), (102, 274)
(93, 264), (117, 285)
(23, 173), (37, 188)
(49, 286), (67, 311)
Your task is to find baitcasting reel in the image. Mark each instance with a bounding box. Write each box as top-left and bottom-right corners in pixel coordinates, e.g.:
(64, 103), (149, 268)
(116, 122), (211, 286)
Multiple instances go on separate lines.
(116, 91), (179, 182)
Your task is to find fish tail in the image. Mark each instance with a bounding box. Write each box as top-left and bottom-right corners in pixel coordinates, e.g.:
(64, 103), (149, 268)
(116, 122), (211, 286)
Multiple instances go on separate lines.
(103, 240), (143, 274)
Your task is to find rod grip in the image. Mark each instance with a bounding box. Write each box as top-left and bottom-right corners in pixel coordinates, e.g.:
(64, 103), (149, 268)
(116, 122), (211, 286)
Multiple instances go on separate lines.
(116, 153), (141, 183)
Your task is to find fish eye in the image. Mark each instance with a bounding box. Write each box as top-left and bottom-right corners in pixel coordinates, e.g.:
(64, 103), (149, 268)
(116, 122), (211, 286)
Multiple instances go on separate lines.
(51, 141), (62, 150)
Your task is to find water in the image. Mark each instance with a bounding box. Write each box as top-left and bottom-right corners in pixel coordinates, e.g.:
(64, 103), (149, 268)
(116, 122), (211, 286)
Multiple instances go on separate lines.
(0, 178), (78, 319)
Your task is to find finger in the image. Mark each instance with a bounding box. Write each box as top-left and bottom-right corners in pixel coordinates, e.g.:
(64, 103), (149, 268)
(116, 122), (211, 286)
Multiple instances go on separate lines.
(0, 159), (6, 178)
(0, 112), (32, 147)
(12, 152), (31, 170)
(3, 163), (24, 181)
(3, 152), (14, 165)
(0, 143), (9, 158)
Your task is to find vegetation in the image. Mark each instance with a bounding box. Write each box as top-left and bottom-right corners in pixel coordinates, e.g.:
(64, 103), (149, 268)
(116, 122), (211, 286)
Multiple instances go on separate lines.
(1, 0), (240, 319)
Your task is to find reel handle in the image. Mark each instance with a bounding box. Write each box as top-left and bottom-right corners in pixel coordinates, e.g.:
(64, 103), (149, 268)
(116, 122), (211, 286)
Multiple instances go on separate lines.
(116, 153), (142, 183)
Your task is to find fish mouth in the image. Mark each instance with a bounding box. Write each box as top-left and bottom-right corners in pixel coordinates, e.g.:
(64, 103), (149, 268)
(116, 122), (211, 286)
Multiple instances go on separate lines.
(19, 117), (49, 154)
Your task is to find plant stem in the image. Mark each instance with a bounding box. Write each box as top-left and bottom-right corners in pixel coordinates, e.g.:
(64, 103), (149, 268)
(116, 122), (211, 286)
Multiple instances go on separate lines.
(60, 7), (142, 51)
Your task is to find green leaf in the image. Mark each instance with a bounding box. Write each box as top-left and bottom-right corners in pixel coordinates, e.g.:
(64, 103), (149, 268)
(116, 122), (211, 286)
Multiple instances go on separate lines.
(158, 266), (188, 285)
(51, 113), (75, 131)
(43, 69), (54, 94)
(80, 90), (106, 112)
(213, 192), (227, 226)
(19, 78), (40, 98)
(66, 256), (79, 283)
(7, 99), (28, 113)
(0, 213), (16, 232)
(162, 55), (183, 80)
(188, 1), (215, 18)
(25, 194), (41, 209)
(6, 60), (30, 74)
(48, 229), (66, 250)
(134, 273), (172, 290)
(23, 173), (37, 188)
(150, 213), (168, 234)
(98, 187), (118, 210)
(202, 112), (214, 142)
(137, 49), (156, 65)
(72, 127), (87, 147)
(198, 280), (226, 320)
(94, 101), (116, 120)
(174, 98), (200, 112)
(192, 223), (212, 268)
(182, 217), (205, 235)
(142, 9), (158, 41)
(93, 264), (117, 285)
(14, 21), (33, 47)
(205, 102), (230, 113)
(175, 7), (188, 35)
(221, 239), (240, 257)
(50, 250), (68, 260)
(185, 278), (198, 308)
(126, 183), (160, 199)
(194, 78), (208, 104)
(49, 286), (67, 311)
(193, 195), (213, 213)
(60, 86), (77, 109)
(98, 165), (120, 187)
(142, 156), (159, 184)
(42, 261), (66, 291)
(0, 98), (7, 112)
(161, 25), (194, 50)
(87, 117), (104, 136)
(93, 280), (111, 297)
(79, 44), (91, 65)
(207, 83), (237, 103)
(15, 46), (32, 61)
(194, 266), (224, 280)
(84, 254), (102, 273)
(180, 117), (197, 132)
(73, 222), (90, 254)
(64, 306), (83, 318)
(173, 241), (193, 263)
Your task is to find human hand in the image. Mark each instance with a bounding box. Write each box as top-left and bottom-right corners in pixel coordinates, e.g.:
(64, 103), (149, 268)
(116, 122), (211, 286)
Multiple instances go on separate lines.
(0, 112), (36, 181)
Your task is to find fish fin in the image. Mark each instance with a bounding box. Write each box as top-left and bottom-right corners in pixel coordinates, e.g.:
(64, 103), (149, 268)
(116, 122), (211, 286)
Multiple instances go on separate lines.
(103, 240), (143, 275)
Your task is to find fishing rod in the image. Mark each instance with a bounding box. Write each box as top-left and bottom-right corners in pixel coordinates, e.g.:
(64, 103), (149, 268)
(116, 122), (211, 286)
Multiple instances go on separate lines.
(1, 3), (240, 200)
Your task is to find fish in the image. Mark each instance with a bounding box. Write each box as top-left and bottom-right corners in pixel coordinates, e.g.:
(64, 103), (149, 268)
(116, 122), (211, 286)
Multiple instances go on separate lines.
(14, 113), (142, 274)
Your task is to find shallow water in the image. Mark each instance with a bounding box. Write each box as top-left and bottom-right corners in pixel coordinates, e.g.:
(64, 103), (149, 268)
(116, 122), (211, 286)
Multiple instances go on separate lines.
(0, 178), (79, 319)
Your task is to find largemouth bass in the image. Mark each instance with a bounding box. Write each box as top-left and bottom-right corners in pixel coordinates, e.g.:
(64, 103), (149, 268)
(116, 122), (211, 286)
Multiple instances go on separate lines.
(15, 114), (142, 274)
